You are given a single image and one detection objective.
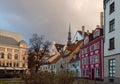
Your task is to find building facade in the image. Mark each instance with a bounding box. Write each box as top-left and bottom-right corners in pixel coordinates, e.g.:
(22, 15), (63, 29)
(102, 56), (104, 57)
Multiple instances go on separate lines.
(0, 30), (28, 76)
(104, 0), (120, 83)
(69, 54), (81, 77)
(80, 28), (103, 80)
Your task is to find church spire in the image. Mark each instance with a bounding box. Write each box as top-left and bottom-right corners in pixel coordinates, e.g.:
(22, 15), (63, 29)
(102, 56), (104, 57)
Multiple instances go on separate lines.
(67, 23), (72, 46)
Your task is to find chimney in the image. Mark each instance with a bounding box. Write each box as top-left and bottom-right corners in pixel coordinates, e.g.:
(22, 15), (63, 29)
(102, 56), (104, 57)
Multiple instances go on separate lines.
(100, 12), (104, 28)
(82, 26), (85, 38)
(87, 30), (90, 35)
(96, 25), (100, 28)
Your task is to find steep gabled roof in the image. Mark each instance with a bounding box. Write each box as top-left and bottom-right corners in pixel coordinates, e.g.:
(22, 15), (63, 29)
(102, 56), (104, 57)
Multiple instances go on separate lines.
(77, 30), (89, 37)
(49, 54), (63, 64)
(63, 40), (83, 57)
(55, 44), (65, 53)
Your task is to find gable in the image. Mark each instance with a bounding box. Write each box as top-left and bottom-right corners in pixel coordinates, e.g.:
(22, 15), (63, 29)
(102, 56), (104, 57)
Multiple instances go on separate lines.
(93, 29), (100, 38)
(72, 31), (83, 43)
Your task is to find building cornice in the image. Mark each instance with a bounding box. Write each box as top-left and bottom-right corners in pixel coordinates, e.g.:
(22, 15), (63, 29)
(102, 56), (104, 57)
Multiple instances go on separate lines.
(104, 53), (120, 57)
(104, 0), (110, 9)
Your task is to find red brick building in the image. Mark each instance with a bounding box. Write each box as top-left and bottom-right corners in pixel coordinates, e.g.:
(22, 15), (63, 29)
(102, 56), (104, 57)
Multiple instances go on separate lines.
(80, 28), (103, 80)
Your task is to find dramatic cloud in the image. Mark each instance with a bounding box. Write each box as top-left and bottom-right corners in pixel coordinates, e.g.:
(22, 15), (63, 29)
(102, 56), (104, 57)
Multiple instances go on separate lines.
(0, 0), (103, 44)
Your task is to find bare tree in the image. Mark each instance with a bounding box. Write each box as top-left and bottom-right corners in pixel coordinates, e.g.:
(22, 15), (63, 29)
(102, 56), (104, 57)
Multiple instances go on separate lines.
(28, 34), (51, 73)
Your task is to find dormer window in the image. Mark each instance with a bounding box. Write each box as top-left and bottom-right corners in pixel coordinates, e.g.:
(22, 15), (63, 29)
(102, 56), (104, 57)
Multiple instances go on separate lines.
(84, 36), (89, 45)
(73, 53), (78, 59)
(65, 50), (69, 55)
(93, 29), (100, 38)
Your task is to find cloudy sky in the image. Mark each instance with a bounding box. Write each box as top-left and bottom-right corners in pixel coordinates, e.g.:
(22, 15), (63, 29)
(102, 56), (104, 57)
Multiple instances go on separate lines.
(0, 0), (103, 44)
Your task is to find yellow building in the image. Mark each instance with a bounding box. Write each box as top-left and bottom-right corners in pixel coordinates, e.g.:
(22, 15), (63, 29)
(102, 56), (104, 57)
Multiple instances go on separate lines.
(0, 30), (28, 75)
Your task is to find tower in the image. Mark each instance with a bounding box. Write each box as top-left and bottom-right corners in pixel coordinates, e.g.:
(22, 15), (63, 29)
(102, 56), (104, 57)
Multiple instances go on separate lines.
(67, 24), (71, 46)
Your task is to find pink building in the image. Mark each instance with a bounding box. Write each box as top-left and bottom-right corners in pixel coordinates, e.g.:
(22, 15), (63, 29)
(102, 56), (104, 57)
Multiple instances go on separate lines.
(80, 28), (103, 80)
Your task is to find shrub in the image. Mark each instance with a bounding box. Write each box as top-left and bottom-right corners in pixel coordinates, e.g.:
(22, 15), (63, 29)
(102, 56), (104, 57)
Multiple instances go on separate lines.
(22, 71), (74, 84)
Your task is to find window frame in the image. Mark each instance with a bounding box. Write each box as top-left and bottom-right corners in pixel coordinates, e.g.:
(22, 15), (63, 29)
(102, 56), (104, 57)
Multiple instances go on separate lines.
(109, 59), (115, 77)
(7, 53), (12, 59)
(109, 19), (115, 32)
(109, 2), (115, 14)
(109, 38), (115, 50)
(14, 54), (19, 60)
(0, 52), (4, 58)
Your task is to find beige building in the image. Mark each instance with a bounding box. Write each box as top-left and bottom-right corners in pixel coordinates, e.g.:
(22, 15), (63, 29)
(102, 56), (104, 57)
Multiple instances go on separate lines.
(0, 30), (28, 75)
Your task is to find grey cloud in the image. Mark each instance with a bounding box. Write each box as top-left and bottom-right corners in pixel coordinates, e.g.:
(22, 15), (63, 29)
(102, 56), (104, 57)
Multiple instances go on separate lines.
(0, 0), (103, 44)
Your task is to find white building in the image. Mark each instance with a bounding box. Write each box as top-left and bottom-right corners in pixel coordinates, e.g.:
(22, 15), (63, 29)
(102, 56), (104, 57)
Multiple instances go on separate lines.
(69, 55), (81, 77)
(72, 26), (89, 43)
(104, 0), (120, 83)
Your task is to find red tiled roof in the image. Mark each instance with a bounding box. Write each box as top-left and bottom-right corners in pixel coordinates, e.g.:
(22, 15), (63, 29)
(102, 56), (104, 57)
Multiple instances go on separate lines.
(63, 40), (83, 57)
(84, 28), (103, 43)
(49, 54), (63, 64)
(77, 30), (89, 37)
(55, 44), (65, 53)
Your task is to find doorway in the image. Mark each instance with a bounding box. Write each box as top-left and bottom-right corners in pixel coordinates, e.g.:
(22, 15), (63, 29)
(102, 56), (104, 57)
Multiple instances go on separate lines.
(92, 69), (94, 79)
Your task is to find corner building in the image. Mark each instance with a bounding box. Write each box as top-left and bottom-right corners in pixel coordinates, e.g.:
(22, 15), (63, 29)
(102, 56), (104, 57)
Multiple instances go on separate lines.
(0, 30), (28, 76)
(104, 0), (120, 83)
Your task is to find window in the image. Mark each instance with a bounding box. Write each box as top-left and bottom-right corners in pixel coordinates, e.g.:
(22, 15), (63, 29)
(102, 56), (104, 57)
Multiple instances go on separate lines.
(109, 38), (115, 50)
(109, 19), (115, 32)
(14, 63), (15, 67)
(73, 53), (77, 59)
(83, 69), (89, 77)
(83, 70), (85, 76)
(82, 49), (85, 54)
(23, 64), (25, 67)
(23, 57), (25, 60)
(90, 45), (94, 51)
(85, 57), (89, 65)
(0, 61), (1, 66)
(84, 47), (88, 54)
(109, 59), (115, 77)
(93, 29), (100, 38)
(0, 47), (5, 52)
(6, 63), (9, 67)
(14, 54), (18, 60)
(86, 69), (89, 76)
(14, 49), (19, 53)
(95, 68), (100, 77)
(95, 54), (99, 63)
(0, 52), (4, 58)
(94, 42), (99, 50)
(16, 63), (19, 67)
(7, 48), (12, 52)
(2, 62), (5, 67)
(109, 2), (115, 14)
(90, 56), (94, 64)
(9, 63), (12, 67)
(84, 36), (89, 45)
(7, 53), (12, 59)
(54, 65), (56, 68)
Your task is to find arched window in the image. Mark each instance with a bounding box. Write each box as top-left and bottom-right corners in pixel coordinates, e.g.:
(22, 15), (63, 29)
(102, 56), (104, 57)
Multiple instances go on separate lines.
(14, 54), (18, 60)
(0, 52), (4, 58)
(7, 53), (12, 59)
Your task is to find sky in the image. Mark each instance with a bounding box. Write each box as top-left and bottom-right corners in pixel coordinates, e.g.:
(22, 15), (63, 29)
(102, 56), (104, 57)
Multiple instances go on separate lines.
(0, 0), (103, 45)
